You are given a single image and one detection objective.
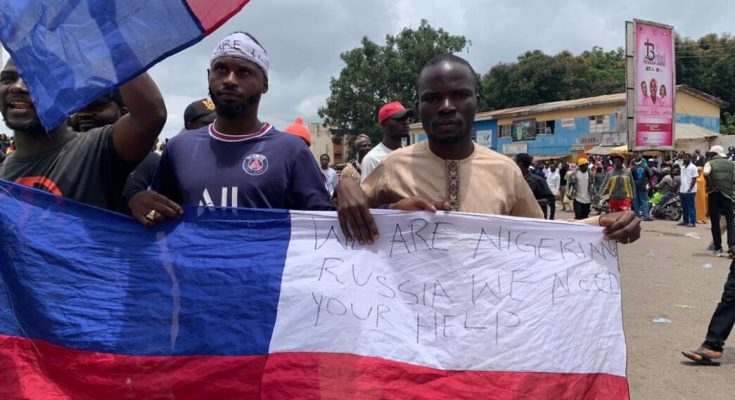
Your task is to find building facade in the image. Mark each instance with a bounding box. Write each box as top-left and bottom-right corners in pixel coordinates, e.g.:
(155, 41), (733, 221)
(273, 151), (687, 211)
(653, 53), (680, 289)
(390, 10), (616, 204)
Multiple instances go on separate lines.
(409, 86), (725, 159)
(308, 122), (336, 163)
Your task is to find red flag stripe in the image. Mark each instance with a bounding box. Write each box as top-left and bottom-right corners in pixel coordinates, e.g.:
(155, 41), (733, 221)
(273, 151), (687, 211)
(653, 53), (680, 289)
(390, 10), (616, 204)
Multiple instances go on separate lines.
(185, 0), (251, 35)
(1, 335), (629, 399)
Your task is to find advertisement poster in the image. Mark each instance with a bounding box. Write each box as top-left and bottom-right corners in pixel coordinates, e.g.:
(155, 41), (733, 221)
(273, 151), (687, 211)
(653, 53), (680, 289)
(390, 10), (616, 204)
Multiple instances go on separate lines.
(635, 21), (675, 148)
(511, 119), (536, 142)
(476, 129), (493, 147)
(503, 142), (528, 155)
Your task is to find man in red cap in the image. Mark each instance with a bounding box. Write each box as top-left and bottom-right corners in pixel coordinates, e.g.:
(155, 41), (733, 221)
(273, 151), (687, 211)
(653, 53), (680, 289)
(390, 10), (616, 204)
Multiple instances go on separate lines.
(360, 101), (415, 182)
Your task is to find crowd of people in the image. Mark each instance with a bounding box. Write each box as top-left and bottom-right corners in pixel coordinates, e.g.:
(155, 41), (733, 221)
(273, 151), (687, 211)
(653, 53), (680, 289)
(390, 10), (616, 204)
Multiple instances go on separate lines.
(507, 148), (735, 366)
(516, 150), (735, 229)
(0, 133), (14, 163)
(8, 28), (735, 369)
(0, 29), (642, 242)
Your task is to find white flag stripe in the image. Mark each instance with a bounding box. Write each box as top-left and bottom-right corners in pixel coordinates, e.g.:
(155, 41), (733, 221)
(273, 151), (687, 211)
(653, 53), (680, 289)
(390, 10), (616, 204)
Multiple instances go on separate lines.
(270, 211), (626, 377)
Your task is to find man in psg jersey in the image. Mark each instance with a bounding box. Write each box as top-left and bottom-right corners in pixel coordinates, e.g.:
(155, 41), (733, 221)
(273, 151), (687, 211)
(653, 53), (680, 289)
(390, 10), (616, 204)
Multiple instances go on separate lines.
(146, 32), (331, 224)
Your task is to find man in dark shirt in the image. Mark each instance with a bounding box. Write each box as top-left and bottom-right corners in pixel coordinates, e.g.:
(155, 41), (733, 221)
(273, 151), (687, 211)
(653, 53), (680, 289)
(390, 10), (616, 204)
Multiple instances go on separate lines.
(183, 98), (217, 131)
(140, 32), (330, 226)
(67, 91), (171, 217)
(69, 89), (127, 133)
(515, 153), (556, 218)
(0, 59), (166, 210)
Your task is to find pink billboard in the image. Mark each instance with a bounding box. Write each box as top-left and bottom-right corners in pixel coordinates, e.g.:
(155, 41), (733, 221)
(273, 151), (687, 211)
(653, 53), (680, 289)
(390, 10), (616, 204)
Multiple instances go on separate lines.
(635, 22), (675, 148)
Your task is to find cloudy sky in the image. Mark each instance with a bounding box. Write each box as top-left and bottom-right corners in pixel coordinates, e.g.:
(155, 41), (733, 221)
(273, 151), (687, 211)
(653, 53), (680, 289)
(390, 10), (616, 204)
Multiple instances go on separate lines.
(2, 0), (734, 138)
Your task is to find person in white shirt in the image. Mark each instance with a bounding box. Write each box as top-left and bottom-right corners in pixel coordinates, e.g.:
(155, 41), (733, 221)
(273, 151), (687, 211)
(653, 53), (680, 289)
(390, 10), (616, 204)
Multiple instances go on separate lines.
(319, 154), (339, 197)
(678, 153), (699, 227)
(566, 158), (594, 220)
(360, 101), (415, 182)
(545, 162), (560, 220)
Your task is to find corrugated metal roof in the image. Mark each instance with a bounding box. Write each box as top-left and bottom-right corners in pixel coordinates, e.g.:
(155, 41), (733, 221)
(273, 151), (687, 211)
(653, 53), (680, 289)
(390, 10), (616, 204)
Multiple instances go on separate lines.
(587, 123), (720, 154)
(409, 85), (726, 129)
(675, 123), (720, 140)
(475, 93), (626, 121)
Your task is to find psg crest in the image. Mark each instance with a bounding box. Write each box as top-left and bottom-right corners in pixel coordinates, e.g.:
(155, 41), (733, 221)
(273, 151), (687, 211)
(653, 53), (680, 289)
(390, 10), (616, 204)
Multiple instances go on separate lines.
(243, 154), (269, 176)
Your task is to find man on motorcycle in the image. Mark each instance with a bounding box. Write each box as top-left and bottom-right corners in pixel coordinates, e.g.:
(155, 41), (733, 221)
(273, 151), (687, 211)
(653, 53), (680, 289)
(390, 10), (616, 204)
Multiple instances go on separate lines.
(652, 167), (676, 215)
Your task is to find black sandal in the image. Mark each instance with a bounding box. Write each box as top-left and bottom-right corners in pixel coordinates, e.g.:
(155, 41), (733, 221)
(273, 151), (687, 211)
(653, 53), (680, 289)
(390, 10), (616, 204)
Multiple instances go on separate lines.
(682, 350), (722, 366)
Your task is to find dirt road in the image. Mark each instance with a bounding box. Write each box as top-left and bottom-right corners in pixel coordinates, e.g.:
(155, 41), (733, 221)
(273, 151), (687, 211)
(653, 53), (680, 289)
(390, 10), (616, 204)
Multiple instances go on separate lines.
(557, 210), (735, 398)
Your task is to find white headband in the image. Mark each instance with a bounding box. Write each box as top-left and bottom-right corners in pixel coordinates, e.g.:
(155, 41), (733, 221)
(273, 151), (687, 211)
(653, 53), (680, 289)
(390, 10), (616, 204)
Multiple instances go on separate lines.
(210, 32), (269, 77)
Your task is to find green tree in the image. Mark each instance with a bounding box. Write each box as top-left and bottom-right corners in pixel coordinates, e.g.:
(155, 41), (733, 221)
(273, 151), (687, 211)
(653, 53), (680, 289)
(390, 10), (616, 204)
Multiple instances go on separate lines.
(319, 20), (469, 143)
(675, 33), (735, 132)
(479, 47), (625, 111)
(578, 46), (626, 96)
(722, 112), (735, 134)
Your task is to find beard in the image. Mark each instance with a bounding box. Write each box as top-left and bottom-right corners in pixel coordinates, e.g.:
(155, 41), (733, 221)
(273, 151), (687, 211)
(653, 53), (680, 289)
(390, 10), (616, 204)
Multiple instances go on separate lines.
(209, 88), (261, 119)
(426, 128), (466, 145)
(1, 106), (45, 134)
(428, 133), (464, 145)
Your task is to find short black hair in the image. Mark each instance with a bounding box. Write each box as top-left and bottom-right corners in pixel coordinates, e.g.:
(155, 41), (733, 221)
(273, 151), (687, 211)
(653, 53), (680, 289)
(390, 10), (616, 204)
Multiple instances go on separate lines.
(320, 153), (330, 159)
(515, 153), (533, 169)
(416, 53), (480, 96)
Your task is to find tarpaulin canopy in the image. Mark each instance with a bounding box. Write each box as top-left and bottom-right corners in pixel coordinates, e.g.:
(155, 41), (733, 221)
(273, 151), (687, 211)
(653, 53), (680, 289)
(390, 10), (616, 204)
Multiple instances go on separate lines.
(675, 123), (720, 141)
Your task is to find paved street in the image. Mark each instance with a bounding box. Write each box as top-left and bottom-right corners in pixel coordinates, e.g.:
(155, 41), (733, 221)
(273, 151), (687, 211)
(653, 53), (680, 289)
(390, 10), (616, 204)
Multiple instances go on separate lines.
(556, 209), (735, 398)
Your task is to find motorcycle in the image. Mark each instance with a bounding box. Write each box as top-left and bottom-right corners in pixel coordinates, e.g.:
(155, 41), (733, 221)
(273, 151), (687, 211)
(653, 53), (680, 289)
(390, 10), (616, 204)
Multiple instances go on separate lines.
(650, 193), (682, 221)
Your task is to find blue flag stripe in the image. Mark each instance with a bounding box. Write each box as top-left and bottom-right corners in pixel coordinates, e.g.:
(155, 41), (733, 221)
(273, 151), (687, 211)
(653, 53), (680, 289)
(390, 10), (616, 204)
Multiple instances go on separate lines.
(0, 0), (205, 130)
(0, 181), (289, 356)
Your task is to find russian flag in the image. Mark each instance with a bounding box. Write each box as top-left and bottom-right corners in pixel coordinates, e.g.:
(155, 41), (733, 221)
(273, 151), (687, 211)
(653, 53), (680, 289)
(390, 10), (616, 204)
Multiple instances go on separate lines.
(0, 180), (629, 399)
(0, 0), (249, 130)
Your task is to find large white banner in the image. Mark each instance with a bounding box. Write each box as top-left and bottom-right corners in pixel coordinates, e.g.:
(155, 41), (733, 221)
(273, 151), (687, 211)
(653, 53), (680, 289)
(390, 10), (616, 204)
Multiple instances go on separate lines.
(271, 211), (626, 377)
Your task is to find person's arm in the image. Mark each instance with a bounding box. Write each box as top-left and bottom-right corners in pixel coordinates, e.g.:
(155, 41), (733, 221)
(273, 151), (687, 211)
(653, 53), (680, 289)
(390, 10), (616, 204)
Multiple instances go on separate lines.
(133, 148), (183, 226)
(703, 161), (712, 177)
(687, 167), (697, 192)
(336, 161), (446, 244)
(571, 211), (641, 243)
(150, 147), (184, 206)
(112, 73), (167, 163)
(597, 173), (610, 197)
(565, 174), (574, 197)
(119, 152), (160, 213)
(336, 178), (380, 244)
(330, 170), (340, 197)
(625, 175), (635, 199)
(600, 211), (641, 243)
(537, 178), (556, 203)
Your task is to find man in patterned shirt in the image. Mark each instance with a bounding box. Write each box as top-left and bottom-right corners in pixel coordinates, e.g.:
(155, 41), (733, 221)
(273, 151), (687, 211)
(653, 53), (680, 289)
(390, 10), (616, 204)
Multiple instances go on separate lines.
(335, 54), (642, 247)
